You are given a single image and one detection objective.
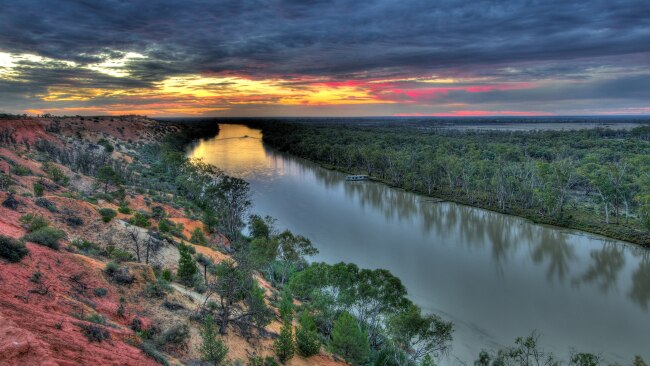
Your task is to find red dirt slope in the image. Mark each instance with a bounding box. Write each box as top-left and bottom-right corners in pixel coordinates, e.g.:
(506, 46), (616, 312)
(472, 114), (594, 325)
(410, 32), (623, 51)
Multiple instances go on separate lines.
(0, 241), (158, 366)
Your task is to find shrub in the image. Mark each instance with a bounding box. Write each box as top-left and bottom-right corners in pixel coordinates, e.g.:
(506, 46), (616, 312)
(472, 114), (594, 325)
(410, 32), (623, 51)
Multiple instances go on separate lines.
(145, 279), (172, 298)
(78, 323), (109, 342)
(158, 218), (172, 233)
(151, 205), (166, 220)
(118, 205), (131, 214)
(93, 287), (108, 297)
(129, 212), (151, 228)
(72, 239), (101, 255)
(161, 268), (173, 282)
(249, 356), (280, 366)
(97, 138), (114, 153)
(24, 227), (66, 250)
(131, 317), (143, 332)
(33, 182), (44, 197)
(105, 245), (134, 262)
(43, 162), (69, 185)
(19, 213), (49, 232)
(99, 208), (117, 223)
(104, 262), (134, 285)
(11, 165), (31, 176)
(104, 261), (119, 275)
(0, 172), (12, 190)
(0, 234), (29, 262)
(156, 324), (190, 348)
(65, 216), (84, 227)
(140, 341), (170, 366)
(2, 194), (20, 210)
(35, 197), (57, 212)
(86, 313), (106, 324)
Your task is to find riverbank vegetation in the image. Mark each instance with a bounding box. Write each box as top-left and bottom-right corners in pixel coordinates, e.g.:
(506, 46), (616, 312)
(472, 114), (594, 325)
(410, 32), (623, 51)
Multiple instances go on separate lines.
(256, 120), (650, 246)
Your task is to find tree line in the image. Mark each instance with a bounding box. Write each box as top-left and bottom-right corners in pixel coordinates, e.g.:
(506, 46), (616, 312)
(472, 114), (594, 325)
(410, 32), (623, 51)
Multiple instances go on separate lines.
(254, 121), (650, 246)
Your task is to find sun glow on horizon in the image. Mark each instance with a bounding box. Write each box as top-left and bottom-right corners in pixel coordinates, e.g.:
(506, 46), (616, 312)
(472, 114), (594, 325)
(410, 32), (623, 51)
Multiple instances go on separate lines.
(2, 49), (648, 117)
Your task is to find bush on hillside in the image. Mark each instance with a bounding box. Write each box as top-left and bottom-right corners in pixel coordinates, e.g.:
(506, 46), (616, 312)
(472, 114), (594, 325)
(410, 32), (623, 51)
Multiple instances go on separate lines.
(35, 197), (57, 212)
(11, 165), (31, 176)
(33, 182), (44, 197)
(99, 208), (117, 222)
(19, 213), (49, 232)
(0, 234), (29, 262)
(104, 262), (135, 285)
(24, 227), (66, 250)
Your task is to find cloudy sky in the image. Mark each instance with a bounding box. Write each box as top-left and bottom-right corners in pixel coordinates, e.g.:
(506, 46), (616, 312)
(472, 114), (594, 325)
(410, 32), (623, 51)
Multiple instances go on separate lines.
(1, 0), (649, 117)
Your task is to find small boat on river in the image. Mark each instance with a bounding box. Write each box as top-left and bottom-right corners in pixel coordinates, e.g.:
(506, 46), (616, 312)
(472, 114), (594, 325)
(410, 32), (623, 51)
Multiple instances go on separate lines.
(346, 175), (369, 181)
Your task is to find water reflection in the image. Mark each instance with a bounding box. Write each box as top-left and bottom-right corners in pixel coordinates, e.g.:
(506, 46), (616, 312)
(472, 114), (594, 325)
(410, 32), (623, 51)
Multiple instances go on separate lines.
(189, 124), (650, 364)
(629, 254), (650, 310)
(574, 244), (625, 293)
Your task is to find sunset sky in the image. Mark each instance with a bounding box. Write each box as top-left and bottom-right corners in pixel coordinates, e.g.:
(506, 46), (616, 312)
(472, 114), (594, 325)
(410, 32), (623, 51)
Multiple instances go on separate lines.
(1, 0), (649, 117)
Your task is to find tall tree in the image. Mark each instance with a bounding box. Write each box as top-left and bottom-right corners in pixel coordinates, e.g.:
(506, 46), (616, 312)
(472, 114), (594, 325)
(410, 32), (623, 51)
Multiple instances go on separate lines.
(330, 311), (370, 366)
(199, 314), (229, 366)
(177, 243), (198, 285)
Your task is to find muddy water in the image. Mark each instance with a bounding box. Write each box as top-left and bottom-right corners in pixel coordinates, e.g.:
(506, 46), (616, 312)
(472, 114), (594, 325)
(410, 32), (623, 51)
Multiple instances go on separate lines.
(188, 124), (650, 364)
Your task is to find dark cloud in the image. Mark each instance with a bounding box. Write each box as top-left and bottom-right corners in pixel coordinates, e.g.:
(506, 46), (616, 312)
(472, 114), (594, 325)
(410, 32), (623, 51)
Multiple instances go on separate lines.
(1, 0), (649, 79)
(1, 0), (650, 115)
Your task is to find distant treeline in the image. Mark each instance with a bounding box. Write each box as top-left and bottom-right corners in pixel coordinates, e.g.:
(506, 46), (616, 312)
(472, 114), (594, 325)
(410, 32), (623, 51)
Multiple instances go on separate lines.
(251, 120), (650, 246)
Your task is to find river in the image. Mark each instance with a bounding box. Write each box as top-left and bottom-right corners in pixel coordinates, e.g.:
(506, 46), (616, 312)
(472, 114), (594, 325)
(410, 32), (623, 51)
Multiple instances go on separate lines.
(188, 124), (650, 365)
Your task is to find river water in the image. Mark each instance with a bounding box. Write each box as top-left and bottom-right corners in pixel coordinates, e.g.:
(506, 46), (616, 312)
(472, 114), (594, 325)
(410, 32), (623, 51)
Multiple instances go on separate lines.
(188, 124), (650, 364)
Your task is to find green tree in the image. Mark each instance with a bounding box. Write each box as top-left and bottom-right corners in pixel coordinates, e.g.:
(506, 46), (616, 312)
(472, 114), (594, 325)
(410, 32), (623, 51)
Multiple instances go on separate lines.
(199, 314), (229, 366)
(97, 165), (121, 193)
(330, 311), (369, 366)
(274, 320), (295, 363)
(295, 312), (320, 357)
(275, 230), (318, 286)
(279, 289), (293, 322)
(210, 259), (273, 335)
(213, 176), (251, 242)
(177, 243), (197, 285)
(388, 304), (453, 365)
(190, 227), (208, 245)
(249, 214), (276, 240)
